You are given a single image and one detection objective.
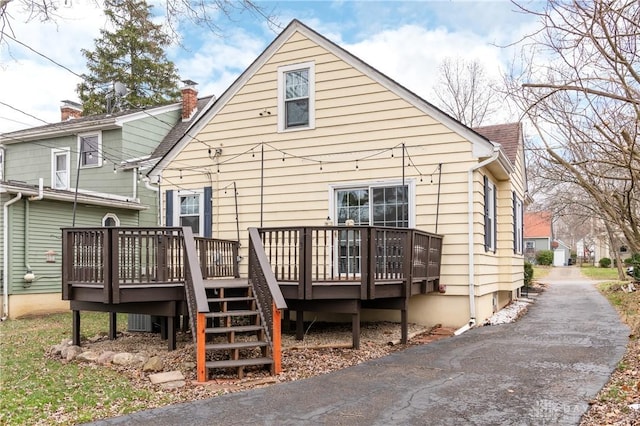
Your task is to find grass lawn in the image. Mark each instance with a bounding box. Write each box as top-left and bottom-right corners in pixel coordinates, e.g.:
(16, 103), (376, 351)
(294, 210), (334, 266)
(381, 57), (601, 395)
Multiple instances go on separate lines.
(0, 312), (172, 425)
(532, 265), (552, 281)
(580, 266), (624, 281)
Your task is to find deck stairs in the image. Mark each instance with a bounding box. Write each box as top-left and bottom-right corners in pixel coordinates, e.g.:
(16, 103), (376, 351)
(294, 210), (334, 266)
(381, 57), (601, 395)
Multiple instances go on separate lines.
(199, 278), (274, 379)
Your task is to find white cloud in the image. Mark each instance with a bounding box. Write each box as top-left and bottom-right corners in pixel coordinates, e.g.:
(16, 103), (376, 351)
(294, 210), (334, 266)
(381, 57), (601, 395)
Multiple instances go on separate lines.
(0, 1), (105, 131)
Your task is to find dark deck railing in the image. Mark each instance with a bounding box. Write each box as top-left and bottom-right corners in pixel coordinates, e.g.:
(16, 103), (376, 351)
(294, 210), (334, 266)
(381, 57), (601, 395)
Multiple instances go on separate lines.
(258, 226), (443, 300)
(62, 227), (240, 304)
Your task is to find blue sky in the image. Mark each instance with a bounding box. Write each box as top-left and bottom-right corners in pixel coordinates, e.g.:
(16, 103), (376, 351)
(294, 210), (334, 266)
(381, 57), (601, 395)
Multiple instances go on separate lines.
(0, 0), (540, 132)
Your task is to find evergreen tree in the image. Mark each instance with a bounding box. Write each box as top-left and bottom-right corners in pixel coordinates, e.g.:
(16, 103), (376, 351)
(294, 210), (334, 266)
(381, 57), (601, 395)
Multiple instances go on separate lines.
(77, 0), (180, 115)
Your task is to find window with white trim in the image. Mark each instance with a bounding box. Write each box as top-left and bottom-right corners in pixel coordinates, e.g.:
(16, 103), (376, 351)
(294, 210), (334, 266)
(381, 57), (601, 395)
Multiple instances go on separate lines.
(278, 62), (315, 131)
(51, 148), (70, 190)
(78, 132), (101, 168)
(514, 196), (523, 254)
(102, 213), (120, 227)
(174, 190), (204, 236)
(332, 182), (413, 275)
(484, 177), (496, 252)
(525, 241), (535, 250)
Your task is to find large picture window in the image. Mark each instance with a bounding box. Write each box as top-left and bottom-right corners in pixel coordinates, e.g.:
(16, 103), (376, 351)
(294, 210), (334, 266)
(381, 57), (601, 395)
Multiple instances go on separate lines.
(78, 133), (101, 168)
(332, 182), (413, 275)
(51, 148), (70, 190)
(278, 62), (315, 132)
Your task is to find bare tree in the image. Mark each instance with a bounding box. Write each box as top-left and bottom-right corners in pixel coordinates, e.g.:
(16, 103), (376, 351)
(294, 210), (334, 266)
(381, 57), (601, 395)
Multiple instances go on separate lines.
(508, 0), (640, 254)
(432, 57), (502, 127)
(0, 0), (278, 44)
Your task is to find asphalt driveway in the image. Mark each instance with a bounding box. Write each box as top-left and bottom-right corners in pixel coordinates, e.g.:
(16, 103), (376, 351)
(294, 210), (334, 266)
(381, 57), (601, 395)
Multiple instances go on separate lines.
(87, 267), (628, 425)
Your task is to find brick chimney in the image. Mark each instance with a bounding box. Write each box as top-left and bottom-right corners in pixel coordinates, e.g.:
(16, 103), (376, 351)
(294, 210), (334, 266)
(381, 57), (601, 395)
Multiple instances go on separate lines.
(60, 100), (82, 121)
(181, 80), (198, 121)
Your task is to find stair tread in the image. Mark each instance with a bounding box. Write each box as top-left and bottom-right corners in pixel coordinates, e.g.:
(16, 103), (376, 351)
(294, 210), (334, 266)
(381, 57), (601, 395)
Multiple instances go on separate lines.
(205, 357), (273, 369)
(205, 325), (264, 333)
(205, 341), (268, 350)
(204, 279), (249, 289)
(205, 310), (259, 318)
(207, 296), (255, 302)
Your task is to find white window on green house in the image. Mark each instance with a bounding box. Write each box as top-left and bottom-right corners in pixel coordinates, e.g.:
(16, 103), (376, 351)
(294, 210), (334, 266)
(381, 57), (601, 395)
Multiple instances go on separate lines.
(78, 133), (101, 168)
(51, 148), (70, 190)
(102, 213), (120, 227)
(278, 62), (315, 131)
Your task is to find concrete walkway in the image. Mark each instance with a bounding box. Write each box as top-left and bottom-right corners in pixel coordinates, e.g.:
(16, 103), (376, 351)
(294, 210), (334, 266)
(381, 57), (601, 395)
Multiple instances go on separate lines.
(88, 267), (628, 425)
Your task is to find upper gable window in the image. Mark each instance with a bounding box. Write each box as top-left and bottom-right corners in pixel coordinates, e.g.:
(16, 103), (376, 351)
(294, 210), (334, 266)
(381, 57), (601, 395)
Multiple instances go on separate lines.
(78, 132), (102, 168)
(278, 62), (315, 132)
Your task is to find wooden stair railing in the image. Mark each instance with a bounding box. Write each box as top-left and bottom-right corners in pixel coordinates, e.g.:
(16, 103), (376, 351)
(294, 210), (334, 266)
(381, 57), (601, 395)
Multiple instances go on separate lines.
(182, 227), (286, 381)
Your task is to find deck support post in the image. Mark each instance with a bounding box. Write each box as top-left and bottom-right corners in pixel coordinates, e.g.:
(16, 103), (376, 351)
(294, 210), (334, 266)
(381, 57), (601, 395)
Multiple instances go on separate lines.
(272, 303), (282, 374)
(295, 310), (304, 340)
(72, 310), (81, 346)
(197, 313), (207, 382)
(352, 309), (360, 349)
(401, 302), (408, 344)
(108, 312), (117, 340)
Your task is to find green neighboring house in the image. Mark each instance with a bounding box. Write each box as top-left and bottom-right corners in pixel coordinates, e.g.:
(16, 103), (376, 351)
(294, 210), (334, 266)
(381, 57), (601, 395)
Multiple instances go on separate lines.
(0, 83), (212, 319)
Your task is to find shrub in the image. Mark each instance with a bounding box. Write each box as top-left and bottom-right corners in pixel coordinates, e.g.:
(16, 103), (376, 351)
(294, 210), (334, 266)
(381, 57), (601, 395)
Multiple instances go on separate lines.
(536, 250), (554, 266)
(624, 253), (640, 266)
(599, 257), (612, 268)
(524, 261), (533, 286)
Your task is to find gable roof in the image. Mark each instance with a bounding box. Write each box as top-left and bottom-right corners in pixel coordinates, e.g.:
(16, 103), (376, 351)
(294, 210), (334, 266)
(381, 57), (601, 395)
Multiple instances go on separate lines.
(149, 19), (516, 179)
(473, 123), (522, 164)
(149, 95), (215, 162)
(524, 211), (553, 238)
(0, 101), (182, 144)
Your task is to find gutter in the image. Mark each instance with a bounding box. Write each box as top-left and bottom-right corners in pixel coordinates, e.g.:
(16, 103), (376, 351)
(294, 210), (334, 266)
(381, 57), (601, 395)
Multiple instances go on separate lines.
(455, 146), (501, 336)
(2, 192), (23, 320)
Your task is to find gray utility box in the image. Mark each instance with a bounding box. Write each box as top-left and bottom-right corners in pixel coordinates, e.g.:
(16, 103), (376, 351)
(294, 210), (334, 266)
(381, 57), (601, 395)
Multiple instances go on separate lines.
(128, 314), (161, 332)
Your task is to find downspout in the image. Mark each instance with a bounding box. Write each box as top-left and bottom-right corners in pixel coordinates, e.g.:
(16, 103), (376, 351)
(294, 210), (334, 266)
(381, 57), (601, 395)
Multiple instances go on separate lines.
(142, 177), (160, 226)
(24, 178), (44, 286)
(455, 146), (500, 336)
(132, 167), (138, 201)
(3, 192), (23, 320)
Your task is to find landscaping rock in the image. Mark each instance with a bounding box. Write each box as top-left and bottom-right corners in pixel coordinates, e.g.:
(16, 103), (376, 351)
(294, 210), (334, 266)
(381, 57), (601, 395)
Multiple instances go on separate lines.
(160, 380), (186, 390)
(112, 352), (136, 366)
(97, 351), (116, 365)
(143, 356), (163, 372)
(64, 345), (83, 361)
(76, 351), (100, 363)
(149, 371), (185, 385)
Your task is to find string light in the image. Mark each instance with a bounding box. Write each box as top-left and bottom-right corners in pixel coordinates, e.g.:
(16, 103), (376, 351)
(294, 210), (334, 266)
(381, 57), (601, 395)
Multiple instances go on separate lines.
(355, 159), (359, 170)
(179, 169), (183, 179)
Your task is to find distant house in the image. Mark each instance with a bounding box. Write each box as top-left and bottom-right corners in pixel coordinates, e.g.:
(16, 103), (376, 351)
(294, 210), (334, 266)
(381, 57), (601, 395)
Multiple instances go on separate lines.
(0, 84), (212, 319)
(524, 211), (553, 262)
(147, 20), (528, 329)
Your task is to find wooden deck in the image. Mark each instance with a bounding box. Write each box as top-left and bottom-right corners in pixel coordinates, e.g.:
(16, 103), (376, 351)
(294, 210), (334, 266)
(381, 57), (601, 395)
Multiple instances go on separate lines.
(61, 225), (443, 380)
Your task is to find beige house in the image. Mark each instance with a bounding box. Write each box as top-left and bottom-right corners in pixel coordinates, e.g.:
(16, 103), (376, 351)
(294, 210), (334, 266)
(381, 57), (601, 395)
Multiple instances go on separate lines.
(149, 20), (527, 330)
